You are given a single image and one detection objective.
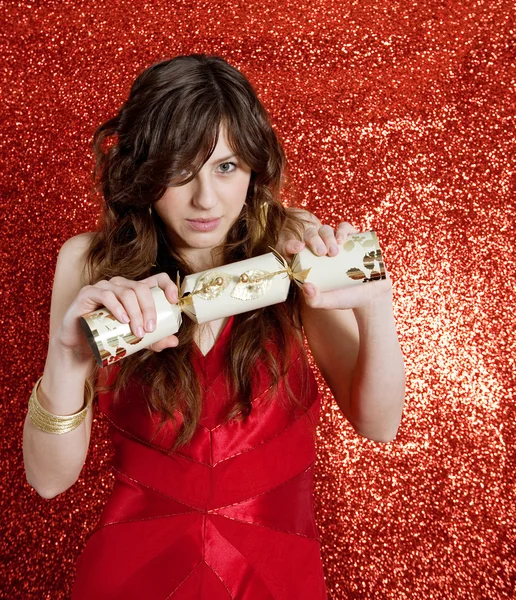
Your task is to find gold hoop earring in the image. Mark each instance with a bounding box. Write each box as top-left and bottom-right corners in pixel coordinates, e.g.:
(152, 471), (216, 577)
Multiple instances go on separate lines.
(247, 201), (268, 246)
(258, 201), (268, 235)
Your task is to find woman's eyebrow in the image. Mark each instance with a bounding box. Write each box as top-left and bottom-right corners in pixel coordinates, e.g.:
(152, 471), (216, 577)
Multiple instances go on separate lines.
(209, 154), (237, 164)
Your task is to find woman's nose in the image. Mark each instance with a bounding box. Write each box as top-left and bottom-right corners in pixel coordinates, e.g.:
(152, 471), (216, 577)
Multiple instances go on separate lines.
(191, 177), (218, 210)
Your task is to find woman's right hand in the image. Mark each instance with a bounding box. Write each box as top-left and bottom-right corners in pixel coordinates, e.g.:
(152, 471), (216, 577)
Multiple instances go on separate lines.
(53, 272), (180, 364)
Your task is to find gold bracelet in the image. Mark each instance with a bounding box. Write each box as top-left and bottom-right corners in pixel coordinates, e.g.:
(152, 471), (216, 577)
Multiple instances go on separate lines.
(28, 377), (94, 435)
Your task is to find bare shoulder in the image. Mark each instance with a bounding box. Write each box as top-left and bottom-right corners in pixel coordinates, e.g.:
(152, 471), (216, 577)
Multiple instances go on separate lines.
(54, 232), (96, 285)
(57, 233), (95, 278)
(49, 232), (96, 337)
(59, 232), (95, 259)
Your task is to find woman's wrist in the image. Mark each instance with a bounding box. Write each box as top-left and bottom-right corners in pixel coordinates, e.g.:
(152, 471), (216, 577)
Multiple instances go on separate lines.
(48, 329), (93, 367)
(352, 290), (396, 333)
(28, 376), (93, 432)
(39, 337), (94, 414)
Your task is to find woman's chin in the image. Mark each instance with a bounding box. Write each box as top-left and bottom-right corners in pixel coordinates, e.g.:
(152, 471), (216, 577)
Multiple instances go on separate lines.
(187, 230), (227, 247)
(175, 230), (229, 260)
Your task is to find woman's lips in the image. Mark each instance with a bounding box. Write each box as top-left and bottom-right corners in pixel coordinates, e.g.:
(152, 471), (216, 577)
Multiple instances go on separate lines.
(186, 218), (221, 232)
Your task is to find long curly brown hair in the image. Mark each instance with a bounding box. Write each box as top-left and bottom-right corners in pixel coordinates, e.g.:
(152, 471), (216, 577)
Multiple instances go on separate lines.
(85, 54), (315, 450)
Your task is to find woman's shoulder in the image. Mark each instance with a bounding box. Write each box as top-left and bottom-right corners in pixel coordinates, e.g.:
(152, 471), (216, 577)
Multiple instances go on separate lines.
(55, 232), (96, 285)
(58, 232), (96, 256)
(48, 233), (97, 338)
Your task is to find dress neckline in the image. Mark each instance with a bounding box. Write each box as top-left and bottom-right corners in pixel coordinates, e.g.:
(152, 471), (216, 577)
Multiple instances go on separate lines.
(192, 315), (234, 359)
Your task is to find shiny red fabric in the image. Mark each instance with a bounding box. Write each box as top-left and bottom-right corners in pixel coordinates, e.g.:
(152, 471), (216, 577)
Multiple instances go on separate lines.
(72, 316), (327, 599)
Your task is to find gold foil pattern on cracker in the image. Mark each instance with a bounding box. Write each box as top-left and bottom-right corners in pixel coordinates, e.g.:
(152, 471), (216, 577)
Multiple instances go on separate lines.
(290, 230), (386, 291)
(80, 287), (182, 367)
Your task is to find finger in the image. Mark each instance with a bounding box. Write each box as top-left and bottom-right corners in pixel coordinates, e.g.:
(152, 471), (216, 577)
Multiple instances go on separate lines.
(129, 281), (161, 334)
(302, 281), (355, 310)
(318, 225), (339, 257)
(141, 272), (179, 304)
(107, 275), (132, 287)
(97, 276), (176, 336)
(116, 285), (148, 337)
(103, 279), (156, 337)
(148, 335), (180, 353)
(93, 281), (141, 330)
(335, 222), (359, 244)
(76, 285), (130, 325)
(305, 276), (394, 310)
(280, 239), (305, 259)
(302, 283), (349, 310)
(301, 282), (323, 308)
(304, 227), (327, 256)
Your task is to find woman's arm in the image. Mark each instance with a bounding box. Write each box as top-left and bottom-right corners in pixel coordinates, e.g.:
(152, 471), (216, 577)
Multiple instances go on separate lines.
(280, 210), (406, 442)
(300, 289), (405, 442)
(23, 234), (181, 499)
(23, 233), (97, 498)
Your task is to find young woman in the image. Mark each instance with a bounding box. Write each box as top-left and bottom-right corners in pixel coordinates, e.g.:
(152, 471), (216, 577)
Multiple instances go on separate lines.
(23, 54), (405, 599)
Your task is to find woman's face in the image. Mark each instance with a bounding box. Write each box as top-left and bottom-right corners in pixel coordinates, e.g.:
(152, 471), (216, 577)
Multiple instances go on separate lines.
(154, 124), (252, 269)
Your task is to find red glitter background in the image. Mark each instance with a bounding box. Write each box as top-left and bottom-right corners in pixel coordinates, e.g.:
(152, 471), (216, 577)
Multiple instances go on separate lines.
(1, 1), (515, 598)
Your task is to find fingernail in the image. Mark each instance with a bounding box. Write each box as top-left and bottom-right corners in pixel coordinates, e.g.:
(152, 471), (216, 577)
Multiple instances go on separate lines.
(120, 312), (130, 324)
(329, 244), (339, 255)
(316, 244), (326, 255)
(146, 320), (155, 332)
(304, 285), (315, 297)
(137, 326), (145, 338)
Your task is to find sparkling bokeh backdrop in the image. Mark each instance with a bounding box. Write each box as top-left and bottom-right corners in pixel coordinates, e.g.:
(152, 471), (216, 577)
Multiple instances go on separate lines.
(1, 1), (514, 598)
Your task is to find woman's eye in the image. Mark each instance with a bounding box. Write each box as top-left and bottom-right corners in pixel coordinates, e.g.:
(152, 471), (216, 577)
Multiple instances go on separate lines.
(218, 162), (237, 174)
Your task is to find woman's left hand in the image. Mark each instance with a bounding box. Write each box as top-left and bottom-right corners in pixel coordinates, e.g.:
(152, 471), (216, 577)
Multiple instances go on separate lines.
(280, 220), (394, 311)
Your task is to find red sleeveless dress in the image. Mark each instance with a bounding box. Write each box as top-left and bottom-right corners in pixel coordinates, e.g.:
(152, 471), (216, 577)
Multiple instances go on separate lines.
(72, 316), (328, 599)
